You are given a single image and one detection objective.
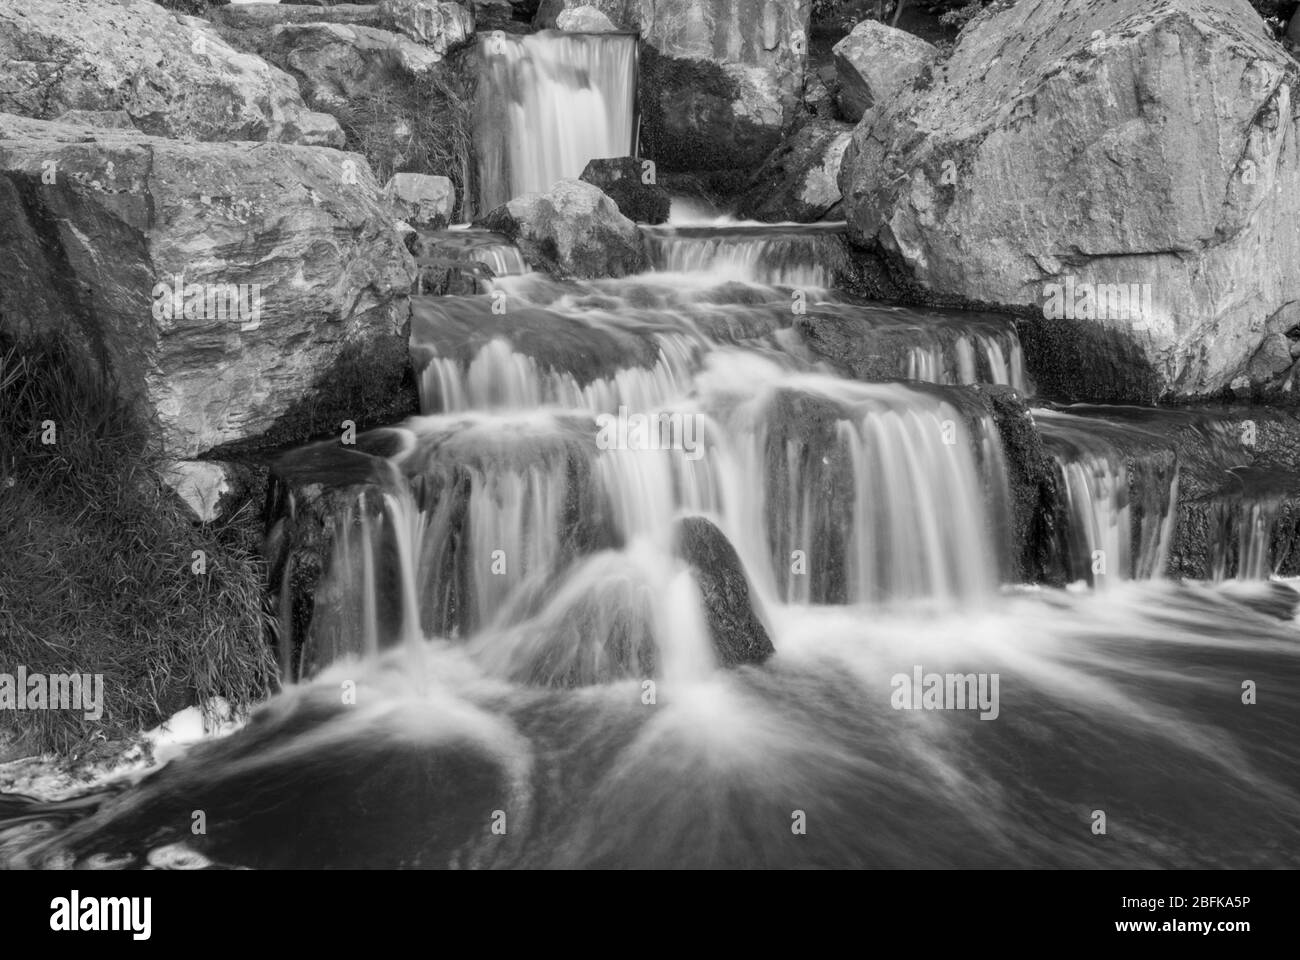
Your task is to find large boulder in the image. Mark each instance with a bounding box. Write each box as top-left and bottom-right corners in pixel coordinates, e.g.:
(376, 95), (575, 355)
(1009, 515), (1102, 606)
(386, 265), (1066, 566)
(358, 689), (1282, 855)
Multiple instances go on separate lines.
(556, 6), (619, 31)
(639, 0), (811, 171)
(832, 19), (938, 124)
(0, 0), (344, 147)
(384, 172), (456, 227)
(477, 179), (647, 278)
(579, 157), (671, 224)
(840, 0), (1300, 401)
(267, 22), (443, 109)
(0, 114), (416, 459)
(735, 117), (854, 222)
(674, 516), (775, 668)
(377, 0), (475, 53)
(534, 0), (638, 30)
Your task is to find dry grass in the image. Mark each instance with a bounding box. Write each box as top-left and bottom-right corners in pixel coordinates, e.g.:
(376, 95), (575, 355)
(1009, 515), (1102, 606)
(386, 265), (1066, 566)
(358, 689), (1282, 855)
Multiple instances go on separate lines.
(330, 52), (475, 221)
(0, 335), (276, 755)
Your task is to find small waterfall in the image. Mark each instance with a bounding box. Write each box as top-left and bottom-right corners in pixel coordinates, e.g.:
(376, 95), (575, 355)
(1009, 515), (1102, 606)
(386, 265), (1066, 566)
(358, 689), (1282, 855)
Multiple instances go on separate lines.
(1036, 410), (1178, 585)
(475, 31), (638, 212)
(906, 331), (1026, 392)
(1209, 496), (1284, 581)
(417, 335), (698, 416)
(643, 223), (848, 288)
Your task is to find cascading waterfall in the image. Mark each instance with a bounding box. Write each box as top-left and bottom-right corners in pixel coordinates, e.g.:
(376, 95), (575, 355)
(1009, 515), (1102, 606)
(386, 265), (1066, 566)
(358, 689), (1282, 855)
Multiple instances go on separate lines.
(9, 53), (1300, 874)
(475, 31), (638, 212)
(643, 222), (846, 288)
(1036, 409), (1178, 584)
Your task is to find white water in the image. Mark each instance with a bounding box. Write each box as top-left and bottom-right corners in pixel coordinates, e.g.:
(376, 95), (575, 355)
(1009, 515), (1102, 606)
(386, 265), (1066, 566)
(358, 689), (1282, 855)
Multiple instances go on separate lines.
(476, 31), (638, 212)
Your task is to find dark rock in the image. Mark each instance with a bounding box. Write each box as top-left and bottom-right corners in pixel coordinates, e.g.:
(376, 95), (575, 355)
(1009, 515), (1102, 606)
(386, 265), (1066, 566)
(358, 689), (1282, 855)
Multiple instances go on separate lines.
(476, 179), (647, 279)
(674, 517), (775, 668)
(735, 117), (854, 222)
(0, 113), (415, 459)
(579, 157), (670, 224)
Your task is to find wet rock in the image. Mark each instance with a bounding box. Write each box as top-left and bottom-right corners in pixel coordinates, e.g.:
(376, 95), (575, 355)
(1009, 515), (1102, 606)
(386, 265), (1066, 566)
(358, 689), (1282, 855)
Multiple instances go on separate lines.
(832, 19), (937, 123)
(1248, 333), (1295, 383)
(0, 114), (416, 459)
(674, 517), (775, 668)
(638, 0), (811, 171)
(378, 0), (475, 53)
(267, 22), (444, 111)
(0, 0), (343, 146)
(579, 157), (670, 224)
(735, 117), (853, 222)
(980, 386), (1059, 584)
(534, 0), (638, 30)
(839, 0), (1300, 401)
(556, 6), (618, 31)
(477, 179), (647, 278)
(385, 173), (456, 228)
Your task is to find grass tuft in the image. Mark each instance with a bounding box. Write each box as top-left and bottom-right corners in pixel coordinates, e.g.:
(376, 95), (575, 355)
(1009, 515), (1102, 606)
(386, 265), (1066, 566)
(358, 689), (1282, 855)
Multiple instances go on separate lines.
(0, 334), (276, 756)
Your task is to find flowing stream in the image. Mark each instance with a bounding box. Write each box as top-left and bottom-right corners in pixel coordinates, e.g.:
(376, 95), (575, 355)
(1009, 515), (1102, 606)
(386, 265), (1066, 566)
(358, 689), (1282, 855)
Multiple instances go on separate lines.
(2, 29), (1298, 871)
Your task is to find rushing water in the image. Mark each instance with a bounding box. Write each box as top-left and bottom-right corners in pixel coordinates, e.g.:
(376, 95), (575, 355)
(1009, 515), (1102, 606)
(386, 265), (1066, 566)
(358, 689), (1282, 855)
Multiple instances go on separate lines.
(475, 31), (638, 212)
(3, 42), (1298, 872)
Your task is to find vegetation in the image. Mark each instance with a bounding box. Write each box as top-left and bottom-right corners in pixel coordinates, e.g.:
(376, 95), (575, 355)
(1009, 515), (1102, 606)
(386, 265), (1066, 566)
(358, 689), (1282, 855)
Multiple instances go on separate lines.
(327, 53), (476, 222)
(0, 335), (276, 755)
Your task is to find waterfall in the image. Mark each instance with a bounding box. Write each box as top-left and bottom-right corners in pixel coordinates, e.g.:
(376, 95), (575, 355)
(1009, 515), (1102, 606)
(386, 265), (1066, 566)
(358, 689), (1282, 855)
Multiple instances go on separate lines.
(475, 30), (638, 212)
(642, 222), (847, 288)
(1036, 409), (1178, 584)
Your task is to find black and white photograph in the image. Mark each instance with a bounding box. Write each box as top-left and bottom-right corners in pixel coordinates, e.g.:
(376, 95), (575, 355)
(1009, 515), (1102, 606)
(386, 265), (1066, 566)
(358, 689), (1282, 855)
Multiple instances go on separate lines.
(0, 0), (1297, 915)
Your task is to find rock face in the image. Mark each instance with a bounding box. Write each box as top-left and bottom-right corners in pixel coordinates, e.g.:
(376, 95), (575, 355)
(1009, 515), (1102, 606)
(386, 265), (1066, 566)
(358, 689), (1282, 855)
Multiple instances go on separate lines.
(534, 0), (639, 30)
(674, 516), (775, 668)
(268, 22), (443, 109)
(556, 6), (619, 31)
(735, 117), (853, 222)
(0, 114), (416, 459)
(639, 0), (811, 170)
(385, 172), (456, 227)
(832, 19), (938, 124)
(478, 179), (647, 278)
(378, 0), (475, 53)
(579, 157), (671, 223)
(839, 0), (1300, 401)
(213, 3), (384, 31)
(0, 0), (344, 147)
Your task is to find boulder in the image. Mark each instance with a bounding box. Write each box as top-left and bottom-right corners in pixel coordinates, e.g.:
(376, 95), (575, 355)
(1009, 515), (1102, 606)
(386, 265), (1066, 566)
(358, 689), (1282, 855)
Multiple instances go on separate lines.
(735, 117), (854, 222)
(161, 461), (232, 523)
(384, 172), (456, 227)
(839, 0), (1300, 400)
(52, 110), (136, 130)
(639, 0), (811, 171)
(831, 19), (938, 124)
(0, 0), (344, 147)
(477, 179), (647, 278)
(556, 6), (619, 31)
(377, 0), (475, 53)
(267, 22), (443, 109)
(212, 3), (383, 30)
(674, 516), (775, 668)
(0, 114), (416, 459)
(533, 0), (638, 30)
(579, 157), (671, 224)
